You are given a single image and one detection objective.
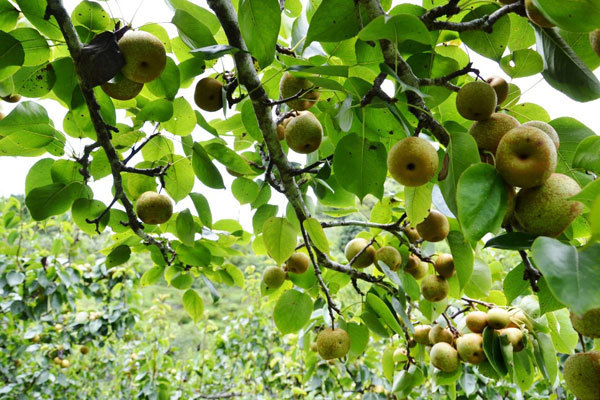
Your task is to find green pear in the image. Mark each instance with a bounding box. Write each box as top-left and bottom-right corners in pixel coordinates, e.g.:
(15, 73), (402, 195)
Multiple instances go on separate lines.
(101, 72), (144, 100)
(591, 29), (600, 58)
(118, 30), (167, 83)
(416, 210), (449, 242)
(502, 184), (516, 227)
(387, 137), (439, 187)
(194, 77), (223, 112)
(404, 226), (421, 243)
(316, 328), (351, 360)
(345, 238), (376, 268)
(413, 325), (432, 345)
(499, 327), (524, 352)
(285, 252), (310, 274)
(486, 76), (509, 105)
(487, 308), (510, 329)
(495, 125), (557, 188)
(279, 72), (319, 111)
(430, 342), (459, 373)
(468, 113), (519, 153)
(563, 351), (600, 400)
(570, 309), (600, 338)
(456, 81), (497, 121)
(457, 333), (486, 364)
(523, 121), (559, 149)
(524, 0), (555, 28)
(262, 266), (286, 289)
(434, 253), (455, 279)
(514, 173), (584, 237)
(284, 111), (323, 154)
(466, 311), (488, 333)
(421, 274), (449, 302)
(375, 246), (402, 271)
(404, 254), (428, 280)
(429, 324), (453, 344)
(135, 191), (173, 225)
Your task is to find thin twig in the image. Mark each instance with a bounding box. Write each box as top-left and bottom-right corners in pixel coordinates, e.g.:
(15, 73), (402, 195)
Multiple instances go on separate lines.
(264, 87), (315, 106)
(361, 72), (397, 106)
(418, 62), (479, 92)
(421, 2), (524, 33)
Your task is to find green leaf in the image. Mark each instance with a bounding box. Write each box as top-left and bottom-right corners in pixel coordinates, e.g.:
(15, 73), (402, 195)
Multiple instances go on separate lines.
(273, 289), (312, 334)
(503, 263), (530, 304)
(172, 10), (217, 50)
(484, 232), (537, 250)
(165, 0), (220, 34)
(171, 272), (193, 290)
(537, 276), (565, 315)
(366, 293), (403, 336)
(138, 99), (173, 122)
(507, 13), (535, 51)
(164, 154), (194, 202)
(546, 309), (578, 354)
(182, 289), (204, 322)
(25, 182), (88, 221)
(15, 0), (63, 41)
(347, 322), (369, 357)
(231, 177), (260, 205)
(190, 44), (240, 60)
(191, 142), (224, 189)
(13, 63), (56, 98)
(239, 0), (280, 68)
(358, 14), (432, 45)
(332, 133), (387, 200)
(189, 192), (212, 228)
(140, 266), (163, 287)
(106, 245), (131, 268)
(163, 97), (196, 137)
(305, 0), (360, 48)
(204, 141), (255, 175)
(500, 49), (544, 78)
(25, 158), (54, 195)
(303, 217), (330, 254)
(176, 209), (195, 246)
(482, 326), (508, 377)
(224, 264), (245, 288)
(457, 163), (507, 242)
(531, 237), (600, 314)
(9, 28), (50, 66)
(533, 332), (558, 386)
(404, 183), (433, 225)
(550, 117), (595, 188)
(534, 26), (600, 102)
(531, 0), (600, 33)
(464, 258), (491, 299)
(146, 57), (180, 101)
(0, 0), (19, 32)
(71, 198), (109, 235)
(0, 30), (24, 81)
(72, 1), (110, 31)
(572, 135), (600, 174)
(460, 4), (510, 61)
(447, 230), (473, 291)
(262, 217), (297, 265)
(572, 179), (600, 208)
(252, 205), (278, 235)
(407, 53), (459, 108)
(177, 243), (211, 266)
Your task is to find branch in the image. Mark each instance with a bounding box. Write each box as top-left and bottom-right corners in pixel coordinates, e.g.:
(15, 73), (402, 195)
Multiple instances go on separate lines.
(421, 2), (524, 33)
(418, 62), (479, 92)
(197, 392), (240, 399)
(361, 72), (397, 106)
(461, 296), (494, 309)
(264, 87), (315, 106)
(123, 130), (161, 164)
(519, 249), (541, 292)
(420, 0), (461, 24)
(77, 141), (101, 182)
(275, 43), (296, 58)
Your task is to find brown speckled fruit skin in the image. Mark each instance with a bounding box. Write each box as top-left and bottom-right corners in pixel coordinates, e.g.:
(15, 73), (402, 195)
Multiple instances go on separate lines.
(514, 173), (584, 237)
(456, 81), (497, 121)
(375, 246), (402, 271)
(564, 352), (600, 400)
(345, 238), (376, 268)
(284, 111), (323, 154)
(429, 324), (453, 345)
(466, 311), (488, 333)
(571, 309), (600, 339)
(469, 113), (519, 153)
(101, 74), (144, 100)
(430, 342), (459, 373)
(434, 253), (455, 279)
(263, 266), (286, 289)
(194, 77), (223, 112)
(457, 333), (486, 364)
(523, 121), (560, 150)
(118, 31), (167, 83)
(414, 325), (432, 345)
(316, 328), (351, 360)
(499, 328), (524, 352)
(387, 137), (439, 187)
(285, 252), (310, 274)
(279, 72), (319, 111)
(591, 30), (600, 57)
(416, 210), (449, 242)
(135, 191), (173, 225)
(496, 126), (557, 188)
(421, 275), (449, 302)
(486, 76), (509, 105)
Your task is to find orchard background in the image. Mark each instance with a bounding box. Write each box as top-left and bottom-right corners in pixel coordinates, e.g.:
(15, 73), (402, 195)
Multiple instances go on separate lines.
(0, 0), (599, 399)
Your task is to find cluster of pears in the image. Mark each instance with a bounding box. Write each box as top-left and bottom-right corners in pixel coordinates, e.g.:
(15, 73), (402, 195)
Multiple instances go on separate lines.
(135, 191), (173, 225)
(101, 30), (167, 100)
(310, 327), (351, 360)
(457, 79), (583, 237)
(262, 252), (310, 290)
(420, 252), (453, 303)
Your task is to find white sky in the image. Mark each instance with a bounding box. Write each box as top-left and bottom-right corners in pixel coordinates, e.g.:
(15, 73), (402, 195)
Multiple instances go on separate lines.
(0, 0), (598, 230)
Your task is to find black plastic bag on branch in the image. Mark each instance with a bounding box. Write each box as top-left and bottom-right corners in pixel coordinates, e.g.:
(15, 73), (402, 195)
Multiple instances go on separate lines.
(79, 26), (129, 88)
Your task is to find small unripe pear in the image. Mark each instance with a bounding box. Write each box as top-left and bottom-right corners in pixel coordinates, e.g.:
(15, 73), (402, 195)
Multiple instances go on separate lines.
(429, 324), (453, 345)
(496, 126), (557, 189)
(135, 191), (173, 225)
(421, 274), (449, 302)
(284, 111), (323, 154)
(430, 342), (459, 373)
(53, 356), (62, 365)
(457, 333), (486, 364)
(523, 121), (559, 150)
(375, 246), (402, 271)
(524, 0), (555, 28)
(466, 311), (488, 333)
(499, 327), (524, 352)
(101, 73), (144, 100)
(118, 30), (167, 83)
(514, 173), (584, 237)
(393, 347), (408, 363)
(487, 308), (510, 329)
(316, 328), (351, 360)
(468, 113), (519, 153)
(405, 256), (428, 280)
(277, 117), (293, 140)
(285, 252), (310, 274)
(387, 137), (439, 187)
(486, 76), (509, 105)
(279, 72), (319, 111)
(194, 77), (223, 112)
(262, 266), (286, 289)
(345, 238), (376, 269)
(564, 351), (600, 400)
(80, 345), (89, 355)
(591, 29), (600, 58)
(456, 81), (497, 121)
(404, 226), (421, 243)
(61, 359), (70, 368)
(434, 253), (455, 279)
(416, 210), (449, 242)
(570, 309), (600, 338)
(413, 324), (432, 345)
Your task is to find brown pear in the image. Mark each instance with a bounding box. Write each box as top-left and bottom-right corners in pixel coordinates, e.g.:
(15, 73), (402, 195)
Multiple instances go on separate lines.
(523, 121), (559, 149)
(487, 308), (510, 329)
(285, 252), (310, 274)
(563, 351), (600, 400)
(466, 311), (488, 333)
(194, 77), (223, 112)
(404, 254), (428, 280)
(468, 113), (519, 153)
(434, 253), (455, 279)
(284, 111), (323, 154)
(414, 325), (432, 345)
(387, 137), (439, 187)
(429, 324), (454, 344)
(421, 274), (449, 302)
(570, 309), (600, 338)
(486, 76), (509, 105)
(416, 210), (449, 242)
(1, 94), (21, 103)
(279, 72), (319, 111)
(457, 333), (486, 364)
(316, 328), (351, 360)
(524, 0), (555, 28)
(404, 226), (421, 243)
(430, 342), (459, 373)
(345, 238), (376, 269)
(456, 81), (497, 121)
(375, 246), (402, 271)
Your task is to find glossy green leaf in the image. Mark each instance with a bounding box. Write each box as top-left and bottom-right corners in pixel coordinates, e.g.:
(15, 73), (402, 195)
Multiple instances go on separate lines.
(137, 99), (173, 123)
(25, 158), (54, 195)
(262, 217), (297, 265)
(358, 14), (432, 45)
(464, 258), (491, 299)
(460, 4), (510, 61)
(25, 182), (88, 221)
(106, 245), (131, 268)
(503, 263), (530, 304)
(182, 289), (204, 322)
(146, 57), (180, 101)
(572, 135), (600, 174)
(164, 155), (194, 202)
(550, 117), (595, 188)
(366, 293), (403, 336)
(273, 289), (312, 334)
(305, 0), (360, 48)
(303, 217), (330, 254)
(532, 0), (600, 33)
(500, 49), (544, 78)
(9, 28), (50, 66)
(484, 232), (537, 250)
(71, 198), (109, 235)
(191, 142), (224, 189)
(176, 209), (195, 246)
(0, 31), (24, 80)
(231, 177), (260, 205)
(239, 0), (280, 68)
(72, 1), (110, 31)
(404, 183), (433, 226)
(172, 10), (217, 50)
(448, 230), (473, 291)
(140, 266), (163, 287)
(189, 192), (212, 228)
(177, 243), (211, 266)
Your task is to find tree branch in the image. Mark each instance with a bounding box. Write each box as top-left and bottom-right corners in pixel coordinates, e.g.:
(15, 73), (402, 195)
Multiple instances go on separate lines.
(420, 2), (524, 33)
(418, 62), (479, 92)
(361, 72), (397, 106)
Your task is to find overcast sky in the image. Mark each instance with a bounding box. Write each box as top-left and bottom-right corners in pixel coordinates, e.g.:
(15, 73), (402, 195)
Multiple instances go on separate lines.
(0, 0), (598, 230)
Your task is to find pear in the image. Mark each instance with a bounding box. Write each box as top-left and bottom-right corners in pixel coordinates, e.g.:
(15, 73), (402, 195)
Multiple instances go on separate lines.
(456, 81), (497, 121)
(310, 342), (318, 352)
(284, 111), (323, 154)
(61, 359), (70, 368)
(591, 29), (600, 58)
(563, 351), (600, 400)
(502, 185), (516, 227)
(429, 324), (453, 344)
(1, 94), (21, 103)
(495, 125), (557, 188)
(316, 328), (351, 360)
(570, 309), (600, 338)
(80, 345), (90, 355)
(468, 113), (519, 153)
(276, 117), (292, 140)
(387, 137), (439, 187)
(514, 173), (584, 237)
(416, 210), (449, 242)
(499, 327), (524, 352)
(421, 274), (449, 302)
(101, 73), (144, 100)
(194, 77), (224, 112)
(279, 72), (319, 111)
(457, 333), (486, 364)
(393, 347), (408, 363)
(414, 325), (432, 345)
(404, 254), (428, 279)
(466, 311), (488, 333)
(135, 191), (173, 225)
(524, 0), (555, 28)
(434, 253), (455, 279)
(487, 308), (510, 329)
(285, 252), (310, 274)
(508, 309), (534, 331)
(430, 342), (459, 373)
(486, 76), (509, 105)
(404, 226), (421, 243)
(522, 121), (559, 150)
(262, 266), (286, 289)
(345, 238), (376, 269)
(375, 246), (402, 271)
(118, 30), (167, 83)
